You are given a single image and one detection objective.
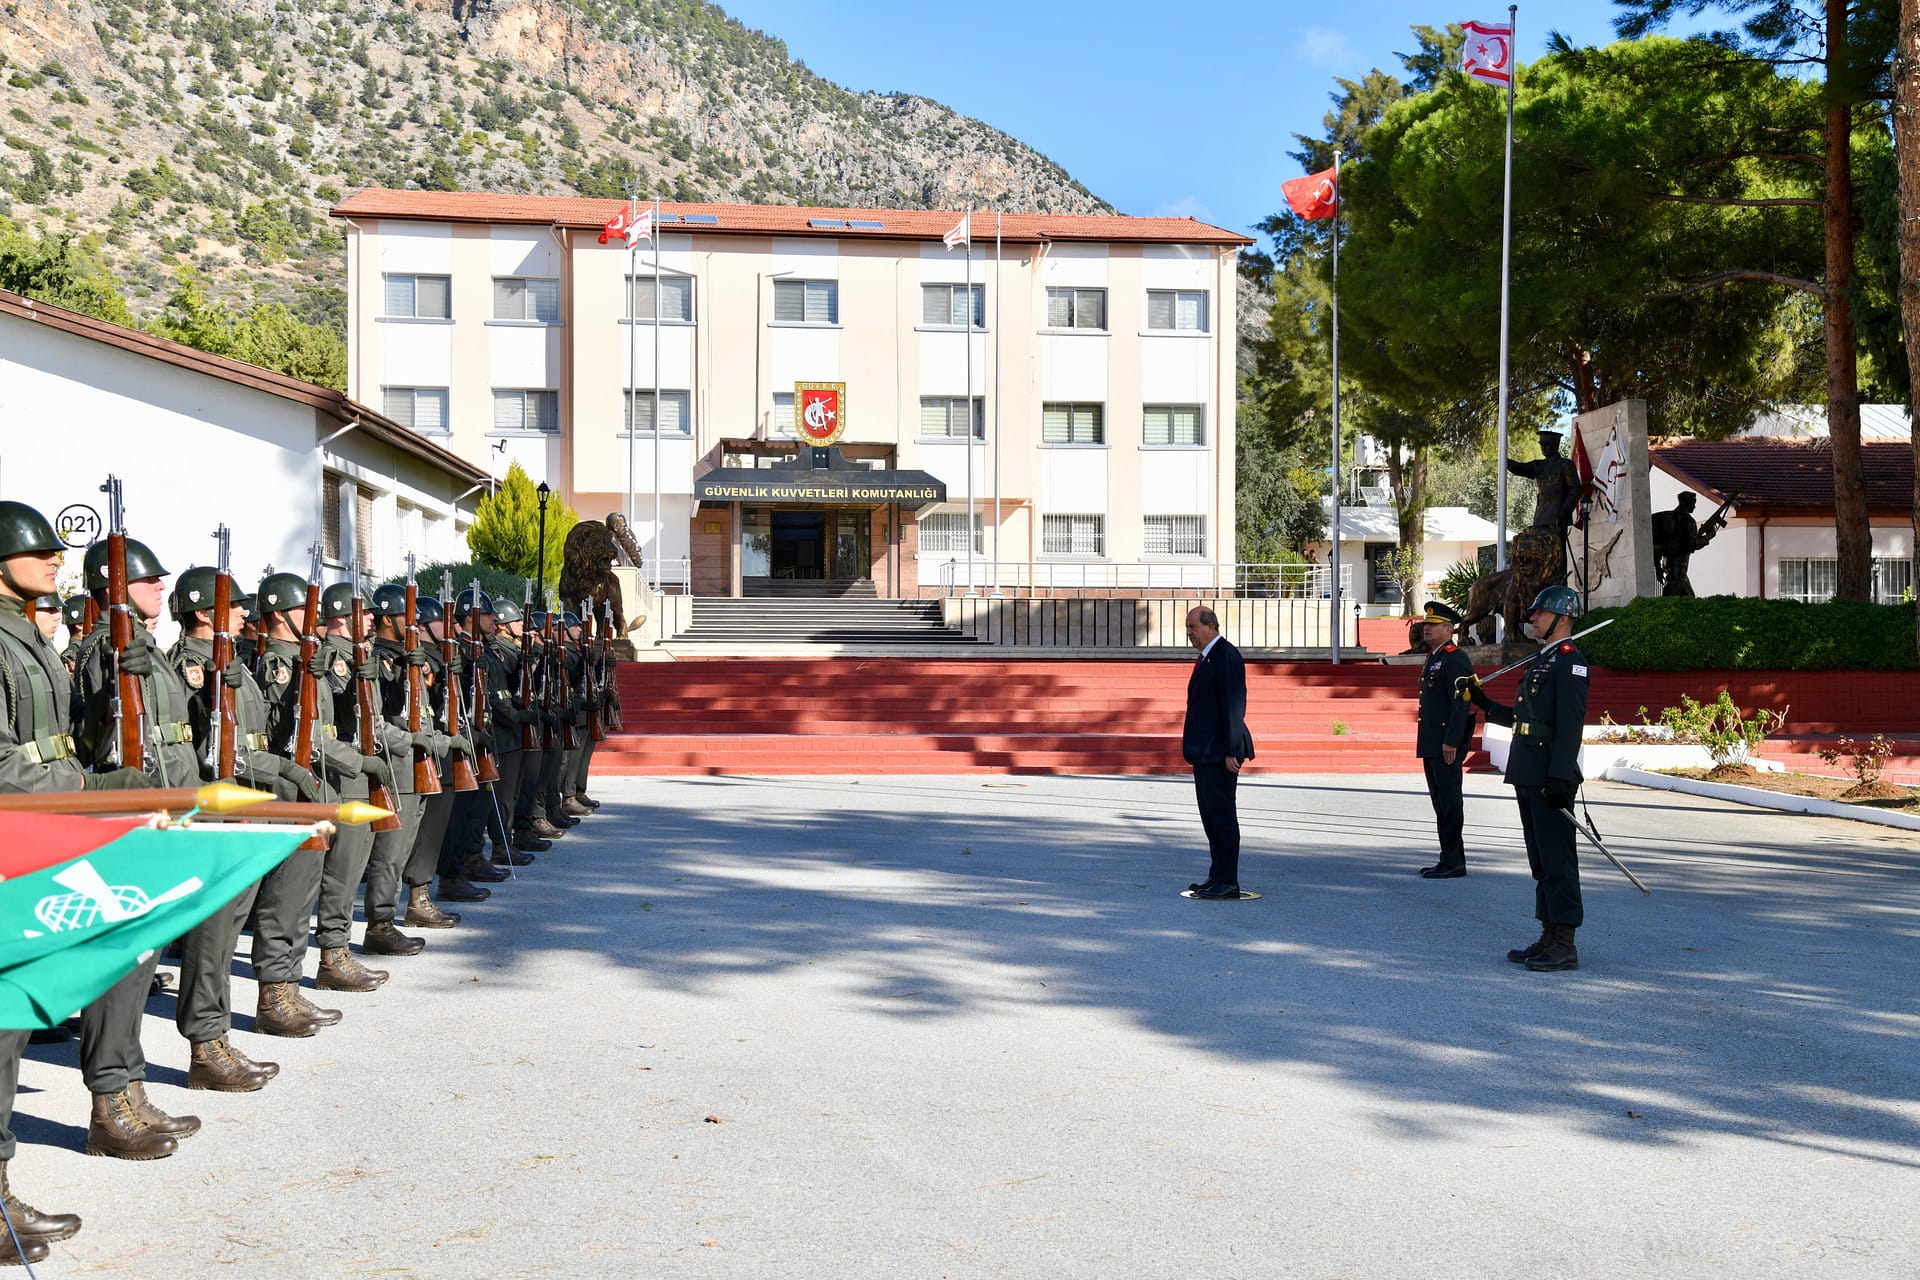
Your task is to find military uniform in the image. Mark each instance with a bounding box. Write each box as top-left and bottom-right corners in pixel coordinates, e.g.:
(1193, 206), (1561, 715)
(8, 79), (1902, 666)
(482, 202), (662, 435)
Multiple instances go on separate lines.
(1470, 585), (1591, 971)
(487, 602), (545, 859)
(1414, 602), (1476, 877)
(550, 615), (593, 820)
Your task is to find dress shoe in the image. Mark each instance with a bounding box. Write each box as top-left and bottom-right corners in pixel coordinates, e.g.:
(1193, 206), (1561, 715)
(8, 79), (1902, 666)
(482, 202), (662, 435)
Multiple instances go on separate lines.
(513, 832), (552, 853)
(561, 797), (593, 818)
(127, 1081), (200, 1138)
(188, 1038), (271, 1093)
(493, 846), (536, 867)
(439, 876), (491, 903)
(0, 1158), (81, 1244)
(289, 986), (342, 1026)
(1419, 864), (1466, 879)
(461, 855), (509, 883)
(577, 794), (601, 811)
(1524, 924), (1580, 972)
(316, 947), (387, 993)
(1506, 925), (1552, 965)
(1191, 882), (1242, 900)
(363, 919), (426, 956)
(86, 1089), (178, 1160)
(224, 1040), (280, 1080)
(404, 884), (460, 928)
(255, 982), (323, 1037)
(530, 818), (564, 841)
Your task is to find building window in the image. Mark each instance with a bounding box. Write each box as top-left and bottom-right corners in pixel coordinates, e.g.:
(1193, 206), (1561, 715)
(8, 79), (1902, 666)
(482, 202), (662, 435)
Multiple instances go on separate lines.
(1873, 556), (1914, 604)
(1144, 515), (1206, 557)
(626, 274), (695, 323)
(382, 386), (449, 435)
(1042, 402), (1104, 445)
(773, 279), (838, 324)
(321, 472), (343, 563)
(1041, 514), (1106, 557)
(383, 273), (451, 320)
(921, 283), (984, 328)
(492, 277), (560, 323)
(354, 487), (375, 572)
(919, 396), (984, 439)
(919, 511), (984, 554)
(771, 392), (798, 438)
(1045, 287), (1106, 330)
(1146, 289), (1208, 332)
(623, 390), (691, 435)
(491, 389), (559, 433)
(1779, 558), (1837, 603)
(1144, 405), (1205, 447)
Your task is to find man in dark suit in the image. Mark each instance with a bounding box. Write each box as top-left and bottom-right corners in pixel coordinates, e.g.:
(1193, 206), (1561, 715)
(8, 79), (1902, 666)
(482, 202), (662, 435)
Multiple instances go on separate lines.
(1414, 600), (1476, 878)
(1182, 606), (1254, 898)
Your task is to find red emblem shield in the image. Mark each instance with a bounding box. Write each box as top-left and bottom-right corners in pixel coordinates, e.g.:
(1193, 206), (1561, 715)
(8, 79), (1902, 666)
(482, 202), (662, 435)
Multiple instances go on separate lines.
(797, 385), (845, 446)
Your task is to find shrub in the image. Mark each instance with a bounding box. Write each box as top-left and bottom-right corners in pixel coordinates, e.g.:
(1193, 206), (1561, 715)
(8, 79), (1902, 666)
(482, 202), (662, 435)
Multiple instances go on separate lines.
(1581, 595), (1919, 671)
(1657, 691), (1785, 768)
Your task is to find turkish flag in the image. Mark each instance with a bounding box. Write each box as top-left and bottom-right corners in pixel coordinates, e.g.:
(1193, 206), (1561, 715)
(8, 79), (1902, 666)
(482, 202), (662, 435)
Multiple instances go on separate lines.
(1282, 167), (1339, 221)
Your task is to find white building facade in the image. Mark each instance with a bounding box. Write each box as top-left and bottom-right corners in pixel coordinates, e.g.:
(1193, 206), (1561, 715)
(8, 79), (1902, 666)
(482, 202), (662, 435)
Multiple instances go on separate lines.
(332, 190), (1250, 597)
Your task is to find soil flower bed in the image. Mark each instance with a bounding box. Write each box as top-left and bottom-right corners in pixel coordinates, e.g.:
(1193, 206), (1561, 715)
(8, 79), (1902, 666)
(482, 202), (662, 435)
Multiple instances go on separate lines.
(1660, 765), (1920, 813)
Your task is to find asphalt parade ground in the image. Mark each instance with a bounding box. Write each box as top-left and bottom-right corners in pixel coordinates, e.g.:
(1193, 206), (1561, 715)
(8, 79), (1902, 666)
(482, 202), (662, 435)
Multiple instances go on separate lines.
(13, 771), (1920, 1279)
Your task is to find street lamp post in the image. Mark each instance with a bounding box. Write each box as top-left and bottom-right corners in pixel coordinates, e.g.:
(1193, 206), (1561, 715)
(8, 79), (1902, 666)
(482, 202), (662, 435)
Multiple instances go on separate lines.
(536, 481), (551, 606)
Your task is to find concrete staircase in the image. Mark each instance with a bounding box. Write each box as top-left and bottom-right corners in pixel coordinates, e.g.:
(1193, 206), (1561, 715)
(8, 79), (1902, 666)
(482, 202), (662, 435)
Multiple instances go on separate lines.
(669, 598), (979, 648)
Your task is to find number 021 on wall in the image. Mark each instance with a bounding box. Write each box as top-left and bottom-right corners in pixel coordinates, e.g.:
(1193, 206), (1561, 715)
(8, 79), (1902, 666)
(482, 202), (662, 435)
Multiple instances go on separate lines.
(794, 382), (847, 447)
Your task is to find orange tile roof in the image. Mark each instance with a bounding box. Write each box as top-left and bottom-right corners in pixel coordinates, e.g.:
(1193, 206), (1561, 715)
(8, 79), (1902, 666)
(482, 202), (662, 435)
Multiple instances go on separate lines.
(330, 188), (1254, 247)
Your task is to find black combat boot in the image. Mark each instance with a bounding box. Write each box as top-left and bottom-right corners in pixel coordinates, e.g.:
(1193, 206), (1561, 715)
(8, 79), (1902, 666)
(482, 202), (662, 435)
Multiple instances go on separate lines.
(1506, 924), (1552, 965)
(1525, 924), (1580, 972)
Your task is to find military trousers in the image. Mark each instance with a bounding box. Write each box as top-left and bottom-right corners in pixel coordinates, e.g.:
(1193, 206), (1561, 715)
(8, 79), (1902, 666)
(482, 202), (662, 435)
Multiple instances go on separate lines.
(175, 880), (262, 1044)
(408, 788), (455, 887)
(311, 774), (375, 950)
(568, 737), (596, 798)
(514, 748), (544, 832)
(0, 1032), (27, 1161)
(489, 750), (524, 848)
(79, 952), (159, 1094)
(1422, 756), (1466, 870)
(538, 747), (566, 819)
(364, 791), (425, 924)
(443, 789), (488, 878)
(1514, 785), (1583, 927)
(250, 843), (324, 984)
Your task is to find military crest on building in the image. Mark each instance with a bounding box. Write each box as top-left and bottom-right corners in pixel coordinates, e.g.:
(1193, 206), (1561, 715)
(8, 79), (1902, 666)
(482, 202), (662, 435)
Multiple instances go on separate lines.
(794, 382), (847, 447)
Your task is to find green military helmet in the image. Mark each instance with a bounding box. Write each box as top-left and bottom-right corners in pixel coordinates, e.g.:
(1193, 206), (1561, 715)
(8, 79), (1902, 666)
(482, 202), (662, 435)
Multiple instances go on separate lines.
(82, 537), (166, 589)
(561, 611), (581, 629)
(493, 598), (523, 625)
(1529, 585), (1581, 619)
(237, 590), (258, 622)
(62, 595), (89, 628)
(31, 593), (60, 613)
(415, 595), (444, 625)
(370, 583), (408, 617)
(320, 582), (358, 622)
(256, 572), (310, 617)
(526, 610), (549, 630)
(170, 565), (222, 619)
(0, 501), (61, 558)
(454, 586), (494, 619)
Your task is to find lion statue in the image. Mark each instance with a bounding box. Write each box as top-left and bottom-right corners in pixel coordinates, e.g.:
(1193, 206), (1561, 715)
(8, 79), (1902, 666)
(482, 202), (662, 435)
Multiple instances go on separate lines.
(1458, 528), (1561, 652)
(558, 518), (645, 634)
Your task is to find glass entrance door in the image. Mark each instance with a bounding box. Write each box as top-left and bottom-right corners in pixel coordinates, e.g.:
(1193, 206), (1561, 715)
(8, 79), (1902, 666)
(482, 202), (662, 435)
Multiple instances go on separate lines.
(771, 511), (825, 579)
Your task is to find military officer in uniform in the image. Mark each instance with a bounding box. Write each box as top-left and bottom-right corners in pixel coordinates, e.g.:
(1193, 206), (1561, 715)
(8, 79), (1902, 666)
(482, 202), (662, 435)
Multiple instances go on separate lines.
(554, 611), (595, 822)
(489, 598), (547, 857)
(1414, 601), (1476, 879)
(0, 501), (101, 1262)
(254, 572), (388, 997)
(522, 611), (570, 840)
(165, 567), (295, 1089)
(73, 535), (204, 1158)
(1465, 585), (1591, 971)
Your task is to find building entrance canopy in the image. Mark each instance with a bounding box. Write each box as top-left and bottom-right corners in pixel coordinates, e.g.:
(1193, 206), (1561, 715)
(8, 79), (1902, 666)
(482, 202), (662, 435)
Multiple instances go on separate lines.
(694, 447), (946, 508)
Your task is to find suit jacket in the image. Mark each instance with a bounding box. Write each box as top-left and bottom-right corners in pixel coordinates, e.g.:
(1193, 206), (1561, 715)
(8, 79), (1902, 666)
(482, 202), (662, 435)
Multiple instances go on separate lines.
(1182, 637), (1255, 767)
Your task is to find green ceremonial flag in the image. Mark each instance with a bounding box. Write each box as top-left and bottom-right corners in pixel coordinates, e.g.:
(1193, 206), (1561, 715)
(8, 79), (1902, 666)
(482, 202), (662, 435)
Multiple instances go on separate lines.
(0, 823), (309, 1030)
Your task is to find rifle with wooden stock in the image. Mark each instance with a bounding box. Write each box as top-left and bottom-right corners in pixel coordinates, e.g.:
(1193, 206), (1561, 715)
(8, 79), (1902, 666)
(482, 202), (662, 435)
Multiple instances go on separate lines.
(404, 555), (441, 796)
(208, 525), (240, 783)
(582, 598), (605, 745)
(557, 598), (579, 752)
(290, 542), (325, 789)
(517, 580), (539, 752)
(100, 474), (150, 774)
(464, 578), (500, 785)
(538, 602), (558, 753)
(439, 570), (479, 793)
(352, 567), (403, 832)
(601, 599), (621, 732)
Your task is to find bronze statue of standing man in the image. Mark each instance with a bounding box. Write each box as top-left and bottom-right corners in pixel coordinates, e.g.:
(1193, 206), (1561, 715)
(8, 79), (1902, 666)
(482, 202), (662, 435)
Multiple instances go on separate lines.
(1506, 426), (1582, 584)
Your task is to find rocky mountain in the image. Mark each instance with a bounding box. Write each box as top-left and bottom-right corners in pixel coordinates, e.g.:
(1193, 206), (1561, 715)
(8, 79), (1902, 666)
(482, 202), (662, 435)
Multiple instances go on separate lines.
(0, 0), (1110, 325)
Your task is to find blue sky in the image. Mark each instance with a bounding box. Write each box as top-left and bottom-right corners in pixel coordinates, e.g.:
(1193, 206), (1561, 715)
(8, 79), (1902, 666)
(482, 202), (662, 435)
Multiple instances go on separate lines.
(713, 1), (1709, 235)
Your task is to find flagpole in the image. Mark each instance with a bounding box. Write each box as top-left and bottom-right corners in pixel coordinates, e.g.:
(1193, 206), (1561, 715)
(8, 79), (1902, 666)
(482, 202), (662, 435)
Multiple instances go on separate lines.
(1329, 150), (1343, 665)
(625, 194), (637, 538)
(651, 196), (662, 594)
(964, 209), (977, 598)
(1494, 3), (1517, 596)
(991, 211), (1004, 599)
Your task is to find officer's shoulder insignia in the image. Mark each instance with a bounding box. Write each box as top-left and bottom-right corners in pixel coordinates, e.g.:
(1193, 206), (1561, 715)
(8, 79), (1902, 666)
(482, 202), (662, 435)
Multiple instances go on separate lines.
(1559, 642), (1574, 652)
(1441, 643), (1457, 652)
(183, 664), (204, 689)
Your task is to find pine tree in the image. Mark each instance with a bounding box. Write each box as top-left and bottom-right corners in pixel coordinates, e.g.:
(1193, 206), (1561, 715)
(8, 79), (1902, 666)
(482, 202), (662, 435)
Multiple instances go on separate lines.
(465, 461), (579, 594)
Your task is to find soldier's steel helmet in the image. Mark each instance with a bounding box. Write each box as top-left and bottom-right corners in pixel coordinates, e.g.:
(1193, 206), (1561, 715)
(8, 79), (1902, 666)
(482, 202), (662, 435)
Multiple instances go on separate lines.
(561, 611), (582, 629)
(320, 582), (358, 622)
(170, 566), (224, 619)
(61, 595), (89, 628)
(493, 599), (523, 625)
(237, 590), (258, 622)
(83, 537), (166, 589)
(256, 572), (310, 616)
(31, 594), (59, 613)
(370, 584), (408, 617)
(1529, 585), (1581, 619)
(527, 611), (549, 630)
(0, 501), (61, 558)
(415, 595), (444, 625)
(454, 587), (495, 619)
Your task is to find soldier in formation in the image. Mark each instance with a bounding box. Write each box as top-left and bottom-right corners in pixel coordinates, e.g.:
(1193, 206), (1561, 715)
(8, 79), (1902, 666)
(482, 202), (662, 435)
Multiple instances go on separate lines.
(0, 496), (618, 1263)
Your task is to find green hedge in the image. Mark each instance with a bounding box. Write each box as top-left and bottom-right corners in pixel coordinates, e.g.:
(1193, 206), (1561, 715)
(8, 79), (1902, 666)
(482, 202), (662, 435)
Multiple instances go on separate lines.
(1580, 596), (1919, 671)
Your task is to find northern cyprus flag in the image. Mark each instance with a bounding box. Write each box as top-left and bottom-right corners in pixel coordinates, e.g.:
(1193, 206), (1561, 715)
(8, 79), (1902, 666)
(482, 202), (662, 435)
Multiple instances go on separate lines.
(1462, 19), (1515, 86)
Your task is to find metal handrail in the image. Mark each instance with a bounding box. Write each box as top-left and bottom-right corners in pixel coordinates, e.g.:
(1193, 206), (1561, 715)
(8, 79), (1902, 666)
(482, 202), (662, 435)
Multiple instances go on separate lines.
(933, 560), (1353, 599)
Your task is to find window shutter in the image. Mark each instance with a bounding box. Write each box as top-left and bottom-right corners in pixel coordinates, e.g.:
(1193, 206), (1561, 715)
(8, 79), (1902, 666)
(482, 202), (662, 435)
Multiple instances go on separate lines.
(1144, 406), (1169, 446)
(663, 392), (688, 433)
(354, 489), (375, 570)
(417, 275), (450, 319)
(920, 398), (948, 435)
(1046, 289), (1070, 328)
(529, 278), (559, 322)
(1078, 289), (1105, 329)
(1144, 517), (1171, 556)
(383, 387), (414, 426)
(773, 280), (802, 323)
(321, 473), (342, 560)
(530, 391), (558, 431)
(493, 278), (525, 320)
(1042, 404), (1071, 444)
(922, 286), (947, 326)
(660, 276), (691, 321)
(805, 281), (835, 323)
(493, 391), (523, 431)
(417, 389), (448, 433)
(1146, 291), (1175, 330)
(1076, 404), (1102, 444)
(1177, 291), (1206, 331)
(627, 392), (652, 433)
(969, 284), (984, 327)
(384, 275), (413, 318)
(1172, 406), (1201, 444)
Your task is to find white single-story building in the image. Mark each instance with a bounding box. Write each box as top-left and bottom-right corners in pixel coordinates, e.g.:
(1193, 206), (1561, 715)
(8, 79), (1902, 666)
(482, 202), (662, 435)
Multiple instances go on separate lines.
(0, 289), (490, 624)
(1311, 499), (1499, 612)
